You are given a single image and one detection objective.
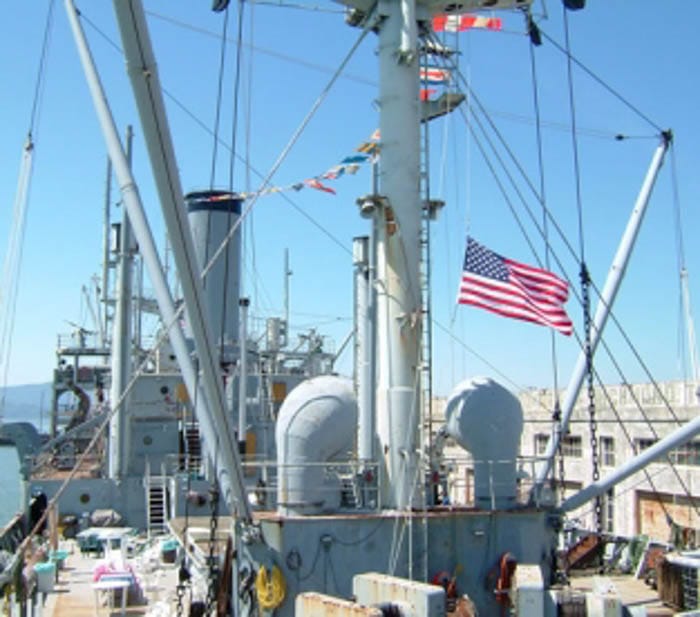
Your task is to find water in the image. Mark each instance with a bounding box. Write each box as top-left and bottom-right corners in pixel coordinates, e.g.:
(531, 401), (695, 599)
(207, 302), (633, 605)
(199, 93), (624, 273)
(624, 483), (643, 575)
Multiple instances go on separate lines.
(0, 446), (22, 527)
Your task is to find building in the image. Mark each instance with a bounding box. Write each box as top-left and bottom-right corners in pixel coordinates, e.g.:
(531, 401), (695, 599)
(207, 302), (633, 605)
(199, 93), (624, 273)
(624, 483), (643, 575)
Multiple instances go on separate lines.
(518, 380), (700, 542)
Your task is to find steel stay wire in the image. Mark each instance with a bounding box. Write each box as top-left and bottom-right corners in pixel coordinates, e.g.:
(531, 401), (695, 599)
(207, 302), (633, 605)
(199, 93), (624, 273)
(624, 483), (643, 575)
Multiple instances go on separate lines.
(439, 39), (678, 410)
(426, 32), (695, 500)
(118, 0), (369, 482)
(430, 26), (696, 516)
(561, 4), (602, 539)
(525, 7), (566, 502)
(28, 0), (57, 139)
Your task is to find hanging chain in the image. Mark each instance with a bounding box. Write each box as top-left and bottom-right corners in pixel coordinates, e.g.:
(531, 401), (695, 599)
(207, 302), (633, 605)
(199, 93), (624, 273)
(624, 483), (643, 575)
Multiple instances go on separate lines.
(552, 401), (566, 501)
(176, 564), (191, 617)
(581, 263), (602, 536)
(207, 481), (220, 614)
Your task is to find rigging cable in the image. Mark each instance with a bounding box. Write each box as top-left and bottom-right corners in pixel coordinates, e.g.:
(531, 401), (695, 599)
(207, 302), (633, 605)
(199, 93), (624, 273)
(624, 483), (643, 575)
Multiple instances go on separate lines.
(442, 39), (682, 449)
(244, 1), (259, 316)
(209, 4), (231, 187)
(592, 337), (700, 520)
(432, 22), (693, 523)
(429, 23), (698, 525)
(525, 6), (567, 513)
(145, 9), (375, 87)
(0, 0), (56, 408)
(205, 3), (246, 610)
(219, 0), (247, 369)
(562, 6), (602, 539)
(538, 28), (663, 134)
(670, 145), (700, 387)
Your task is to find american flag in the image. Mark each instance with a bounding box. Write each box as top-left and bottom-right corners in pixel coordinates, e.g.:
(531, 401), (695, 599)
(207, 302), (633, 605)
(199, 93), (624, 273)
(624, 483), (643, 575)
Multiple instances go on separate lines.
(457, 237), (573, 336)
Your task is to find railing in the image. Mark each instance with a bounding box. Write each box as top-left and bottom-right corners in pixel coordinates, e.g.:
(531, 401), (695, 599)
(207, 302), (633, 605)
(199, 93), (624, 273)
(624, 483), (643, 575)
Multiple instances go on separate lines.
(163, 449), (561, 512)
(164, 455), (381, 513)
(436, 453), (554, 509)
(249, 459), (381, 513)
(163, 453), (203, 478)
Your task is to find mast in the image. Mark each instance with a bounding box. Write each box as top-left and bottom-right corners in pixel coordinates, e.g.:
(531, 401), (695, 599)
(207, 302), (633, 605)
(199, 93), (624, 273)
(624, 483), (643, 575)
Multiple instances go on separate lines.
(109, 126), (135, 480)
(354, 236), (374, 463)
(373, 0), (423, 509)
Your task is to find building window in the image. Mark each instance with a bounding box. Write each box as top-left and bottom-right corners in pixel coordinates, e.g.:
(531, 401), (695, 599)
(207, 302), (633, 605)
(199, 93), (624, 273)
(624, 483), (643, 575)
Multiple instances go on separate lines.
(635, 438), (657, 454)
(600, 436), (615, 467)
(633, 439), (700, 466)
(670, 442), (700, 466)
(534, 434), (549, 456)
(561, 435), (582, 458)
(602, 488), (614, 533)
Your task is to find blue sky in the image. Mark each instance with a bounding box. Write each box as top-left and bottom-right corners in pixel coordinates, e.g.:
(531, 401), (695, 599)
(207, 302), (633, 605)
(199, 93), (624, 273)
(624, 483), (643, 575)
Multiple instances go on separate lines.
(0, 1), (698, 399)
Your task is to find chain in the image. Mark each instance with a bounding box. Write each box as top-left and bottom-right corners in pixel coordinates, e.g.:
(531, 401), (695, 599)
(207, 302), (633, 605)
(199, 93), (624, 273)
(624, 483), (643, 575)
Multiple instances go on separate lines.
(176, 563), (191, 617)
(552, 401), (565, 501)
(207, 482), (220, 614)
(581, 263), (602, 536)
(552, 400), (568, 585)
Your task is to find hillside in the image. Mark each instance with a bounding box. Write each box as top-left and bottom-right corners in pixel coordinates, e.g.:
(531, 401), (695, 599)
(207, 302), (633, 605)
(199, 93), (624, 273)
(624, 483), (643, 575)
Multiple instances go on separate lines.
(0, 383), (52, 430)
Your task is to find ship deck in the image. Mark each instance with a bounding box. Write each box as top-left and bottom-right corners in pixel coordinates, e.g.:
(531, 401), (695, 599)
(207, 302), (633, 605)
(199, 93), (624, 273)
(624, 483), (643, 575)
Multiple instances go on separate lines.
(567, 574), (675, 615)
(39, 539), (180, 616)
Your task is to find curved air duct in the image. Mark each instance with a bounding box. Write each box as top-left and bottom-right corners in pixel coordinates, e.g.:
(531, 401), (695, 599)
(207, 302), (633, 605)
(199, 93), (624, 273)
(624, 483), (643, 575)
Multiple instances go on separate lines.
(444, 377), (523, 510)
(276, 375), (358, 516)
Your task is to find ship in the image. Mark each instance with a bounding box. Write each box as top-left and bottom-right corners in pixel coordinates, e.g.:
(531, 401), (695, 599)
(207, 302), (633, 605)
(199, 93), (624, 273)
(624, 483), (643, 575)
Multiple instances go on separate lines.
(0, 0), (698, 615)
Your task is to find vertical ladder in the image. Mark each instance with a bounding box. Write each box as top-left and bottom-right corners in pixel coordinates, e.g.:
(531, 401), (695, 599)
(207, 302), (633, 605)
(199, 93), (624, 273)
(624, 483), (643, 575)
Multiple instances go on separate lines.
(412, 55), (435, 583)
(146, 473), (167, 538)
(184, 421), (202, 474)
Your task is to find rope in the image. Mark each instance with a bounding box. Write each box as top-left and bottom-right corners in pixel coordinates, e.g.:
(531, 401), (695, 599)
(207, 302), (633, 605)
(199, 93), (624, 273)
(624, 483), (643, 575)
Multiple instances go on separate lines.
(28, 0), (56, 137)
(538, 27), (663, 134)
(218, 1), (247, 367)
(0, 142), (34, 410)
(145, 9), (375, 87)
(209, 7), (231, 188)
(0, 1), (54, 405)
(78, 9), (353, 269)
(525, 7), (567, 508)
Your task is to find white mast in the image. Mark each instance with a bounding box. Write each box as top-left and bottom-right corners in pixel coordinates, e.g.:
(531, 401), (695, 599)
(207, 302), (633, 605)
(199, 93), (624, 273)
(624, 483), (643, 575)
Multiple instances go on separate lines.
(373, 0), (423, 509)
(109, 126), (135, 479)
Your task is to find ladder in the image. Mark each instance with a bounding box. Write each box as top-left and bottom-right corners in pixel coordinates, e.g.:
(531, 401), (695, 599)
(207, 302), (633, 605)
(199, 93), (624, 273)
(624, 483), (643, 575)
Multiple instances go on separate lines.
(184, 421), (202, 474)
(146, 473), (167, 538)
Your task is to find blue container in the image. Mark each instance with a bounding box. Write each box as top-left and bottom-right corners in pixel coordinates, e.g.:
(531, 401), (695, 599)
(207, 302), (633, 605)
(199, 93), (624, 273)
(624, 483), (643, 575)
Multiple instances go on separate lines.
(33, 562), (56, 592)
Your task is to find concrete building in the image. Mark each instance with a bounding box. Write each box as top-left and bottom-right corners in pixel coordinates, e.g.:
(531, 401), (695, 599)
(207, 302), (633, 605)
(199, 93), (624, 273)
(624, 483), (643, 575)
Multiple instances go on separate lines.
(518, 380), (700, 542)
